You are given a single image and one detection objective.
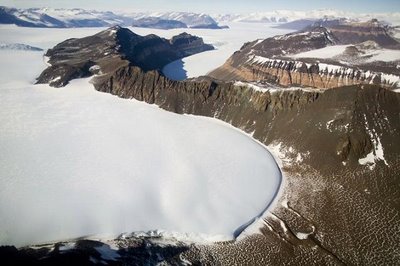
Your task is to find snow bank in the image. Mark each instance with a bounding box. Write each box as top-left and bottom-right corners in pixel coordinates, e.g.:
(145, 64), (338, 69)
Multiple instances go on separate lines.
(291, 44), (400, 63)
(291, 45), (349, 59)
(358, 114), (388, 169)
(365, 49), (400, 62)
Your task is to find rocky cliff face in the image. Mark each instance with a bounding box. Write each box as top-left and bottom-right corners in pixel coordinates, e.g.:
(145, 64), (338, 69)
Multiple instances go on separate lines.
(93, 66), (399, 174)
(209, 56), (400, 89)
(209, 21), (400, 89)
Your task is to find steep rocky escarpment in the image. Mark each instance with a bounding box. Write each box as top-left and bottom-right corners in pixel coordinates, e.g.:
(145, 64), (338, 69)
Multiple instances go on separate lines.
(210, 56), (400, 89)
(94, 66), (399, 173)
(209, 20), (400, 89)
(36, 26), (213, 87)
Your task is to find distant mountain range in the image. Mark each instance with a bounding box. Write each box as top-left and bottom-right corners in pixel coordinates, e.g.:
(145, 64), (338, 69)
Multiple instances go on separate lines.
(131, 12), (227, 29)
(0, 6), (226, 29)
(1, 6), (399, 31)
(213, 10), (400, 25)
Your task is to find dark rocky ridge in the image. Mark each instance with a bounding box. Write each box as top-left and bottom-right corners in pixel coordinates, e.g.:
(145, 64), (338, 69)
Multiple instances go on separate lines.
(275, 17), (350, 31)
(36, 26), (214, 87)
(19, 27), (400, 264)
(240, 27), (339, 58)
(132, 17), (188, 29)
(327, 19), (399, 48)
(131, 17), (227, 30)
(276, 18), (398, 48)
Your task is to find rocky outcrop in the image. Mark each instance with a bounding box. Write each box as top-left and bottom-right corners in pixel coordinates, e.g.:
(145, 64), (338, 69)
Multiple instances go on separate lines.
(276, 17), (349, 31)
(238, 27), (338, 59)
(327, 19), (399, 48)
(132, 17), (187, 29)
(277, 18), (398, 48)
(169, 32), (214, 57)
(36, 26), (214, 87)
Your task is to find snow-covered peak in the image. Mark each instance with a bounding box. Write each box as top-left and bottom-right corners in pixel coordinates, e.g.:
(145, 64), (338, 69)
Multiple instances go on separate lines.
(273, 27), (335, 42)
(0, 6), (132, 28)
(1, 6), (224, 29)
(131, 11), (219, 28)
(0, 43), (43, 51)
(213, 9), (400, 25)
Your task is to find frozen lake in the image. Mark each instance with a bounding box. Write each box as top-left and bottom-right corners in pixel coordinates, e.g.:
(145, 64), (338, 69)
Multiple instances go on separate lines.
(0, 24), (282, 247)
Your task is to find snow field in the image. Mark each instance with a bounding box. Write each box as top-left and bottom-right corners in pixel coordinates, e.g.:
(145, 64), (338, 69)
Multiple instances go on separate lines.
(0, 25), (282, 247)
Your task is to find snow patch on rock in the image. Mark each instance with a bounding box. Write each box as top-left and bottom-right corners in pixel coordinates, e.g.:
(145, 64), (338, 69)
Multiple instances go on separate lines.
(359, 114), (389, 169)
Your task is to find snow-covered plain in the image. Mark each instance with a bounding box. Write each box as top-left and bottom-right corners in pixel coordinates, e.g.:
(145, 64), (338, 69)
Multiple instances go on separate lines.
(0, 25), (281, 247)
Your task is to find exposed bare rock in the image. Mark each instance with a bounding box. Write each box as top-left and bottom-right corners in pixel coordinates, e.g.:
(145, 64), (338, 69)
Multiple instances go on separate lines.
(36, 26), (213, 87)
(209, 20), (400, 90)
(277, 18), (398, 48)
(328, 19), (399, 48)
(209, 56), (400, 89)
(132, 17), (188, 29)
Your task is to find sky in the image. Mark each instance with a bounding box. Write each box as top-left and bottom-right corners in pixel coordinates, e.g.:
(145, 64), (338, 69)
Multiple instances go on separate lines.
(1, 0), (399, 13)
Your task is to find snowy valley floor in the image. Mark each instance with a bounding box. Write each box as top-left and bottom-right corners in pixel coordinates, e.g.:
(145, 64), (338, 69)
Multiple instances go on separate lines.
(0, 24), (286, 247)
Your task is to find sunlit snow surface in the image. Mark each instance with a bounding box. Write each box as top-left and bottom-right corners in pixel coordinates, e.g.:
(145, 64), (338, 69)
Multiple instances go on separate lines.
(0, 24), (281, 247)
(160, 23), (291, 80)
(292, 44), (400, 62)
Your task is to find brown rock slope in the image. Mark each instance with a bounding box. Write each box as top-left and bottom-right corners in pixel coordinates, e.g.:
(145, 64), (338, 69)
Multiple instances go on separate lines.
(327, 19), (399, 48)
(209, 20), (400, 90)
